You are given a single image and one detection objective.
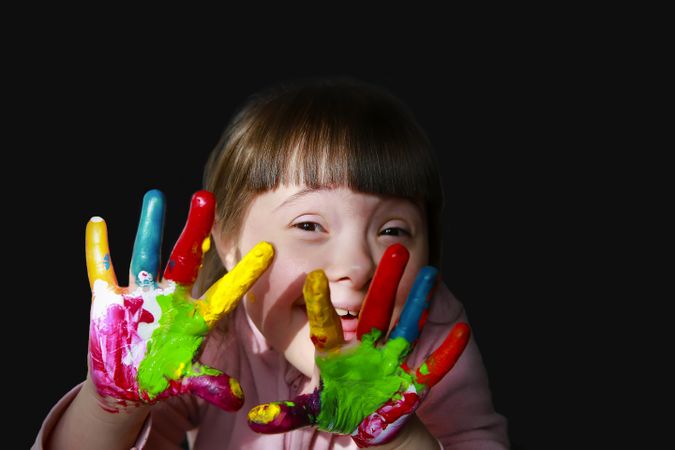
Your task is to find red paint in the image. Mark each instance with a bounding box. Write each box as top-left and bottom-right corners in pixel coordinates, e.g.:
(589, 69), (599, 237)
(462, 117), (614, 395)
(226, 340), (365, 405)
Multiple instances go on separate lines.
(187, 374), (244, 412)
(415, 322), (471, 387)
(89, 295), (149, 404)
(356, 244), (409, 341)
(352, 391), (421, 447)
(163, 190), (215, 284)
(311, 334), (327, 349)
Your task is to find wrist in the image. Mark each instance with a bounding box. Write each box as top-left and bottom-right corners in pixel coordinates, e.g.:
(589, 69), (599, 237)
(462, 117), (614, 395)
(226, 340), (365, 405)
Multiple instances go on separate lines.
(46, 377), (151, 450)
(81, 375), (151, 423)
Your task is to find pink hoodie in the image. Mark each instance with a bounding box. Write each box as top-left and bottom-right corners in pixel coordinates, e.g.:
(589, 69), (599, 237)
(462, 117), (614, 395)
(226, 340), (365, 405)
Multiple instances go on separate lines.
(33, 283), (509, 449)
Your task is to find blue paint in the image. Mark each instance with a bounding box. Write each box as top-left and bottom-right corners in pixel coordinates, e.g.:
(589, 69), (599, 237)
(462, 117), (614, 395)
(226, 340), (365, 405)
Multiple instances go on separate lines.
(389, 266), (437, 343)
(131, 189), (166, 286)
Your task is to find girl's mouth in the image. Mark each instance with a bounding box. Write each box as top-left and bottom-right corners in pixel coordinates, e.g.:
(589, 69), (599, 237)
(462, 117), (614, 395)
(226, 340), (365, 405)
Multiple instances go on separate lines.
(335, 308), (359, 342)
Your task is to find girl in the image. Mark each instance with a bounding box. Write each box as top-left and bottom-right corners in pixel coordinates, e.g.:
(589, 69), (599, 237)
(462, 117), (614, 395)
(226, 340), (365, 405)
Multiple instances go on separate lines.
(36, 77), (509, 449)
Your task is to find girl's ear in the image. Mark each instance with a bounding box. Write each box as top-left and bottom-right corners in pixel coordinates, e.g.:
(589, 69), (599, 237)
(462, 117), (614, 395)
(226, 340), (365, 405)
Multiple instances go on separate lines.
(211, 225), (238, 272)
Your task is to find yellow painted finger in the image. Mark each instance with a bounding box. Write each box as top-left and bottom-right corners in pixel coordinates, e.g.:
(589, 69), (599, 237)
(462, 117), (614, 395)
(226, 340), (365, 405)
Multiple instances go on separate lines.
(85, 216), (119, 294)
(304, 270), (344, 352)
(198, 241), (274, 327)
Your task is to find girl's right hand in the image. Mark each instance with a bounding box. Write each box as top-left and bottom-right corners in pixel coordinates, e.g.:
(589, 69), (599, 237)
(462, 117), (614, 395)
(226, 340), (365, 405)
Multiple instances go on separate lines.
(85, 189), (273, 413)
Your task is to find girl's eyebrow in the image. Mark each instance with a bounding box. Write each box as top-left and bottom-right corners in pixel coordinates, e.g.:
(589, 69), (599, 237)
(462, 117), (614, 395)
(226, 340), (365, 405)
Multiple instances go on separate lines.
(273, 187), (328, 212)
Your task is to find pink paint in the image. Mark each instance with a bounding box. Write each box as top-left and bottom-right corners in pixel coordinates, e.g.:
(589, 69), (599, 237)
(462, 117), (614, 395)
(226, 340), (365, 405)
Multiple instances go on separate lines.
(88, 295), (153, 409)
(352, 391), (422, 447)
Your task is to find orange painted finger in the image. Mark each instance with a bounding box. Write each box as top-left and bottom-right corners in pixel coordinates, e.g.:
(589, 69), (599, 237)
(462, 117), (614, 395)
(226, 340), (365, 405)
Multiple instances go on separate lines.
(415, 322), (471, 388)
(163, 190), (215, 285)
(356, 244), (409, 341)
(85, 216), (119, 293)
(304, 270), (344, 351)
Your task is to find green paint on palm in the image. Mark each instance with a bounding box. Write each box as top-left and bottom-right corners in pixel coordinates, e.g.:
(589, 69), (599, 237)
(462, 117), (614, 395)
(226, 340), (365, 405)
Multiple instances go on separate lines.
(137, 285), (219, 398)
(316, 329), (413, 433)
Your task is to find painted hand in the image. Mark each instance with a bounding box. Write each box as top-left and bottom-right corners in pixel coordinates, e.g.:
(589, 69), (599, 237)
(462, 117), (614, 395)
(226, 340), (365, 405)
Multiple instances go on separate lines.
(86, 189), (273, 413)
(246, 243), (470, 447)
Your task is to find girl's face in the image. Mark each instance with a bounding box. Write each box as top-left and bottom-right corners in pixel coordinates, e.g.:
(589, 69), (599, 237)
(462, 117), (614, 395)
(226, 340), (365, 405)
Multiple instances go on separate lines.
(215, 185), (429, 377)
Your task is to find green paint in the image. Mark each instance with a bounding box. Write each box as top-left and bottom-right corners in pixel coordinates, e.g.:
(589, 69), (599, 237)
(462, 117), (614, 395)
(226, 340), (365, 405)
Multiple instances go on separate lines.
(316, 330), (413, 433)
(137, 285), (220, 398)
(419, 362), (430, 375)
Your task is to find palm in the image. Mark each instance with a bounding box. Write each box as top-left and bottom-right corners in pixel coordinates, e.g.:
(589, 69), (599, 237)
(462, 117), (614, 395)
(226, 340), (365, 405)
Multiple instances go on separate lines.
(247, 244), (470, 447)
(86, 190), (273, 412)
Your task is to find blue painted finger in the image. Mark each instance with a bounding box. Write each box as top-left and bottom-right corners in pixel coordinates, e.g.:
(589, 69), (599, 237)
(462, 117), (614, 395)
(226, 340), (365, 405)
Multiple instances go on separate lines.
(130, 189), (166, 287)
(388, 266), (438, 343)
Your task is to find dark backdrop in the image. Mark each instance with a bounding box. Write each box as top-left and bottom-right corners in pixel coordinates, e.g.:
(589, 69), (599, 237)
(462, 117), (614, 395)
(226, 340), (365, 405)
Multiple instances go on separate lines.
(18, 41), (591, 450)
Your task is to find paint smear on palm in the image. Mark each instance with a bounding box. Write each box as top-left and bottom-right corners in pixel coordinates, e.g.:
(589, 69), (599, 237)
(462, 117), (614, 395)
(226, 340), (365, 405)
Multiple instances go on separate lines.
(315, 329), (414, 434)
(91, 241), (273, 401)
(138, 242), (274, 398)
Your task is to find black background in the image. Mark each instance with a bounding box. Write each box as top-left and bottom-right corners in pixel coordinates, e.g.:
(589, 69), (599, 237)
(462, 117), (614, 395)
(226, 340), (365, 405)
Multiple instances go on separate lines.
(14, 21), (630, 450)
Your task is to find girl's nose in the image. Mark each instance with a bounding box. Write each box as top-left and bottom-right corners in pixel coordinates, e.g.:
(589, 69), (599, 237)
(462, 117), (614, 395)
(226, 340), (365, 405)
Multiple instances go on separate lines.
(324, 240), (376, 291)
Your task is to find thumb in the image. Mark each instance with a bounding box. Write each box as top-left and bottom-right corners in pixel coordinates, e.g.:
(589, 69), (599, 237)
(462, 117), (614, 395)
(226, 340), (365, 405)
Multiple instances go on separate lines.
(184, 370), (245, 412)
(248, 390), (321, 434)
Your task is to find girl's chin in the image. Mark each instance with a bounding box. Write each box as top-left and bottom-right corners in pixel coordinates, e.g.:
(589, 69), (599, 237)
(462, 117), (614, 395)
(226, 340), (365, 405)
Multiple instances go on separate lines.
(342, 330), (357, 342)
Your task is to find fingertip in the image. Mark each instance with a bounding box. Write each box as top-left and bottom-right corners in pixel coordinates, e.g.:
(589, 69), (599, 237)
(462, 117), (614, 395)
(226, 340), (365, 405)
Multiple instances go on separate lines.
(252, 241), (275, 261)
(453, 322), (471, 340)
(385, 243), (410, 263)
(304, 270), (328, 296)
(192, 190), (215, 210)
(143, 189), (165, 204)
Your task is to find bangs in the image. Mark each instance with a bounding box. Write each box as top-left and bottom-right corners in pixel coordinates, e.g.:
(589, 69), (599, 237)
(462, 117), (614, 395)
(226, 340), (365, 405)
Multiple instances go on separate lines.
(241, 79), (441, 206)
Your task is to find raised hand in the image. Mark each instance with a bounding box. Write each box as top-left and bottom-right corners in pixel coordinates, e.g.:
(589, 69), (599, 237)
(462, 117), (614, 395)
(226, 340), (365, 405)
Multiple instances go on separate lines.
(246, 243), (470, 447)
(86, 189), (273, 413)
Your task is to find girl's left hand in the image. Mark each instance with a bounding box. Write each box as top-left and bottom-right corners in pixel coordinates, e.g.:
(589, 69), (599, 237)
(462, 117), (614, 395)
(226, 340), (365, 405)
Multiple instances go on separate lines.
(246, 244), (470, 447)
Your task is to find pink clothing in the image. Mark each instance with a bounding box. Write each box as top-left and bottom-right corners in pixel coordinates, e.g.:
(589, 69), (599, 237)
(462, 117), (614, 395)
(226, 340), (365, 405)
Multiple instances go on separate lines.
(33, 283), (509, 449)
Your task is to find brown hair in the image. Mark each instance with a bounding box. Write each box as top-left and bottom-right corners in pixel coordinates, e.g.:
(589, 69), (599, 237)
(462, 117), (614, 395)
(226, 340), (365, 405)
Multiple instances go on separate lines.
(194, 77), (444, 296)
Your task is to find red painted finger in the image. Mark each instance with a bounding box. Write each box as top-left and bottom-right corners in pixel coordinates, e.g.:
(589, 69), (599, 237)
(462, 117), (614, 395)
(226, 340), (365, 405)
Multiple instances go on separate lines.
(356, 244), (409, 341)
(163, 190), (215, 284)
(414, 322), (471, 388)
(352, 389), (422, 447)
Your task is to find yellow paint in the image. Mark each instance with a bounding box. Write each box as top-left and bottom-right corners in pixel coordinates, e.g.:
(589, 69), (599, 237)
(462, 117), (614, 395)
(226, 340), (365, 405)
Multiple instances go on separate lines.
(201, 236), (211, 254)
(174, 362), (186, 379)
(304, 270), (344, 351)
(198, 242), (274, 327)
(229, 377), (244, 400)
(85, 217), (118, 292)
(247, 403), (281, 424)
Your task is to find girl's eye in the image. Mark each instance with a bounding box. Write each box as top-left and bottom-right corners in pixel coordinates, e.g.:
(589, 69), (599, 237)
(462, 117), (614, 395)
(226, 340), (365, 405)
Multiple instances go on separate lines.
(294, 222), (325, 232)
(379, 227), (410, 237)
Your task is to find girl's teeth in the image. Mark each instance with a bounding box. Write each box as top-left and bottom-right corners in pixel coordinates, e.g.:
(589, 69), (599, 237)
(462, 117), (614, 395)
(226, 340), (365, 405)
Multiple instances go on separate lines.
(335, 308), (358, 317)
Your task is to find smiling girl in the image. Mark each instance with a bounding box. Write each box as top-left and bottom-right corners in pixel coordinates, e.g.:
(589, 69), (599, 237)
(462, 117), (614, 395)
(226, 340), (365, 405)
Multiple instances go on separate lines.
(37, 77), (509, 449)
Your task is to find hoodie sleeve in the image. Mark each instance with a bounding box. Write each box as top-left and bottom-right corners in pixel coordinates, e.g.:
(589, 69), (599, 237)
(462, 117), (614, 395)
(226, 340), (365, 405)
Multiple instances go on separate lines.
(31, 382), (201, 450)
(412, 283), (510, 449)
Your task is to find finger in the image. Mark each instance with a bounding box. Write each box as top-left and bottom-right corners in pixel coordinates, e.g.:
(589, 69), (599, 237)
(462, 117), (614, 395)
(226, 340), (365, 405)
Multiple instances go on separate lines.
(247, 391), (320, 434)
(388, 266), (438, 343)
(357, 243), (409, 341)
(185, 372), (245, 412)
(353, 390), (422, 447)
(85, 216), (119, 292)
(162, 190), (215, 285)
(130, 189), (166, 288)
(199, 241), (274, 327)
(304, 270), (344, 351)
(414, 322), (471, 388)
